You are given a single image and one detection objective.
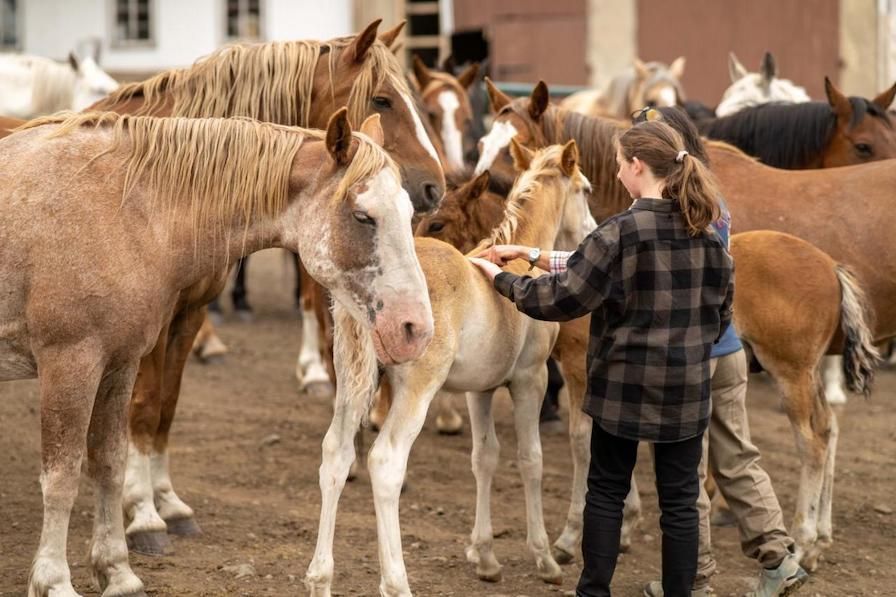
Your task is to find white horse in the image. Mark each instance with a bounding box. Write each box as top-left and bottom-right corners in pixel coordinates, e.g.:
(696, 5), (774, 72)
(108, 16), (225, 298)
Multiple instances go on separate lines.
(715, 51), (810, 117)
(0, 51), (119, 118)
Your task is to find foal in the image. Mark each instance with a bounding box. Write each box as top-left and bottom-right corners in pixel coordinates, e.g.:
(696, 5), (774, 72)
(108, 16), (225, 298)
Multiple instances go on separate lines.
(0, 110), (432, 597)
(306, 141), (593, 596)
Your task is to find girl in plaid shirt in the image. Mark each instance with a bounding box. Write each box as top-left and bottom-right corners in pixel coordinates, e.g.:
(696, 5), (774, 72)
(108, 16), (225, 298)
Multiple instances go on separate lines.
(470, 119), (734, 597)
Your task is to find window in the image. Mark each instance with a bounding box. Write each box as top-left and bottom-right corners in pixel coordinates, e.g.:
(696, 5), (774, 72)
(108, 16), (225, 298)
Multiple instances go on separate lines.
(113, 0), (153, 45)
(226, 0), (262, 40)
(0, 0), (19, 50)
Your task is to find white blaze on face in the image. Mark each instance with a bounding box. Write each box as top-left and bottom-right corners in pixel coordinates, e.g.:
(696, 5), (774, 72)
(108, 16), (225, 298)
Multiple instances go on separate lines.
(437, 90), (464, 171)
(658, 86), (677, 107)
(475, 120), (518, 175)
(72, 56), (119, 111)
(400, 91), (441, 165)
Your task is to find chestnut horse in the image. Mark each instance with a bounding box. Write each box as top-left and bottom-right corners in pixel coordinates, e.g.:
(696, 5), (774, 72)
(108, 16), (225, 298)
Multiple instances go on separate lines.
(306, 142), (594, 596)
(475, 82), (892, 568)
(0, 110), (432, 597)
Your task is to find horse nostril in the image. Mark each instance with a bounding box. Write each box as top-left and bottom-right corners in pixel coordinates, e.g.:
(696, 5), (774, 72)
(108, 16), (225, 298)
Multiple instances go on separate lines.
(403, 321), (417, 343)
(423, 183), (442, 210)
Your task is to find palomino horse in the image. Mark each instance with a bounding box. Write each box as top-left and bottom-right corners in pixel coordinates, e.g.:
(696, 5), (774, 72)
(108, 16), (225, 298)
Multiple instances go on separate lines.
(560, 57), (686, 119)
(305, 142), (593, 596)
(701, 76), (896, 168)
(0, 51), (118, 118)
(0, 110), (432, 597)
(412, 55), (479, 172)
(414, 167), (880, 568)
(31, 21), (443, 557)
(475, 84), (893, 568)
(716, 51), (810, 117)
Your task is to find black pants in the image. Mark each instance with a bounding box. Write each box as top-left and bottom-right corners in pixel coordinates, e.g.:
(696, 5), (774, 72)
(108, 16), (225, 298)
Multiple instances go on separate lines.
(577, 424), (703, 597)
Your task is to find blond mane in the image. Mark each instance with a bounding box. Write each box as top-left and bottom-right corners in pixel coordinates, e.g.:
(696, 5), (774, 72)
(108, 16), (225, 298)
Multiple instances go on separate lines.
(472, 144), (570, 255)
(99, 37), (410, 129)
(20, 112), (396, 251)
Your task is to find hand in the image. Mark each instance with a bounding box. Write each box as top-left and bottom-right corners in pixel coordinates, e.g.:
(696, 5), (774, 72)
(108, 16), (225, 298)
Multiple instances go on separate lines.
(468, 257), (504, 281)
(476, 244), (530, 266)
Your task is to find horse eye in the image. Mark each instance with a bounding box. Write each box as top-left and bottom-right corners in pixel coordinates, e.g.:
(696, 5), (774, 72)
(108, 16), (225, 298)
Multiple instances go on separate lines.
(352, 210), (376, 226)
(372, 96), (392, 110)
(855, 143), (873, 157)
(427, 221), (445, 233)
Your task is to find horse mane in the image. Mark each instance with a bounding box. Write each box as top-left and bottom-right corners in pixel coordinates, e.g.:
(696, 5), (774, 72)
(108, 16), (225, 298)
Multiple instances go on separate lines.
(419, 70), (468, 102)
(700, 99), (892, 169)
(472, 144), (569, 254)
(19, 112), (395, 245)
(25, 56), (76, 115)
(99, 37), (409, 129)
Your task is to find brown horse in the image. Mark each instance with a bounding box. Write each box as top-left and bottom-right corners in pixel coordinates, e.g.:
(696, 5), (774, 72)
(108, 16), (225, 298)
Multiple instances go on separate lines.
(416, 168), (879, 572)
(412, 55), (479, 173)
(306, 142), (594, 596)
(0, 110), (432, 597)
(475, 83), (892, 568)
(34, 21), (444, 558)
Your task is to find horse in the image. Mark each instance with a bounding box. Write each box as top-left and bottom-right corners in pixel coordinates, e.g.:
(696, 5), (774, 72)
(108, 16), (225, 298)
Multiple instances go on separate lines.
(411, 55), (480, 173)
(305, 141), (594, 596)
(700, 76), (896, 168)
(0, 51), (118, 118)
(474, 82), (894, 568)
(24, 20), (444, 558)
(716, 51), (811, 117)
(0, 109), (432, 597)
(559, 57), (686, 120)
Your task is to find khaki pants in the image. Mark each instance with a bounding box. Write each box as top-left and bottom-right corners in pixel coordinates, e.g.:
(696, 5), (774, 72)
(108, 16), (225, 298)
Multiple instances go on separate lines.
(694, 350), (793, 589)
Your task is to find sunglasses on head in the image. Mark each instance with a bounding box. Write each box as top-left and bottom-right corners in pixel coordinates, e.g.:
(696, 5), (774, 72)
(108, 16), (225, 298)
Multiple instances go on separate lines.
(631, 106), (663, 123)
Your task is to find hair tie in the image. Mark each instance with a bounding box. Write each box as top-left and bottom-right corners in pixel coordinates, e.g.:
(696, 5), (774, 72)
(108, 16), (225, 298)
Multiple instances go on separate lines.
(676, 150), (689, 163)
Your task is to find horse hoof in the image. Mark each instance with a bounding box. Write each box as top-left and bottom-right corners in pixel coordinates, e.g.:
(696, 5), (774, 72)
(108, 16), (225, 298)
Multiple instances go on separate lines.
(710, 508), (737, 528)
(540, 571), (563, 585)
(436, 424), (463, 436)
(166, 516), (202, 537)
(436, 415), (463, 435)
(126, 530), (171, 556)
(618, 538), (631, 553)
(552, 545), (575, 565)
(800, 545), (824, 572)
(304, 381), (334, 399)
(476, 566), (503, 583)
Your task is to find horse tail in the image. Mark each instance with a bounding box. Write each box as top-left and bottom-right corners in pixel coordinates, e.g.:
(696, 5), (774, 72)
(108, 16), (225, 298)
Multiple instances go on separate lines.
(835, 265), (880, 397)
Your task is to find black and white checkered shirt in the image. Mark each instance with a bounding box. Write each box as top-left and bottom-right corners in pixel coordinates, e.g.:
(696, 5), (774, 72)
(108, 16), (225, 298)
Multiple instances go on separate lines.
(494, 198), (734, 442)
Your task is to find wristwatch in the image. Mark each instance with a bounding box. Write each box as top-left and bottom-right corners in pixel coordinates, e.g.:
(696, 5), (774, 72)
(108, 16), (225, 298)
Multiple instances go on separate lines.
(527, 247), (541, 270)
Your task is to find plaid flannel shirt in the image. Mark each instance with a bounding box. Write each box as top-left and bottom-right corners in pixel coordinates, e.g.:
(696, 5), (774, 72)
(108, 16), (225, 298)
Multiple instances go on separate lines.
(494, 198), (734, 442)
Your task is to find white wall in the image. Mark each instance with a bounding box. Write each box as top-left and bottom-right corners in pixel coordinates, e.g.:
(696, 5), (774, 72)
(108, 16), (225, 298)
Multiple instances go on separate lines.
(20, 0), (353, 75)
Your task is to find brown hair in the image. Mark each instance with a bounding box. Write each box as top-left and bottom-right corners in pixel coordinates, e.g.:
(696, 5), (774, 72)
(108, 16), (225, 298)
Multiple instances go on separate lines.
(617, 119), (720, 235)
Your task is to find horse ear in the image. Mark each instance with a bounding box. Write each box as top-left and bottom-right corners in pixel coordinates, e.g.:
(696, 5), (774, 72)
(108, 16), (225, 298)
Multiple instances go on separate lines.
(68, 51), (80, 72)
(442, 55), (457, 74)
(359, 113), (384, 147)
(349, 19), (381, 63)
(469, 170), (490, 199)
(872, 81), (896, 112)
(379, 21), (405, 49)
(326, 107), (353, 165)
(413, 54), (433, 90)
(824, 76), (852, 123)
(484, 77), (512, 113)
(728, 52), (748, 83)
(509, 138), (533, 172)
(528, 81), (549, 121)
(633, 58), (649, 79)
(560, 140), (579, 177)
(456, 62), (480, 90)
(760, 51), (777, 82)
(669, 56), (686, 79)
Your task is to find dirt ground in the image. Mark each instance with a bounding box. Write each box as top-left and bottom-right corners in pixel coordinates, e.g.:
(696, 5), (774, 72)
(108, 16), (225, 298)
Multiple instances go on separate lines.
(1, 248), (894, 597)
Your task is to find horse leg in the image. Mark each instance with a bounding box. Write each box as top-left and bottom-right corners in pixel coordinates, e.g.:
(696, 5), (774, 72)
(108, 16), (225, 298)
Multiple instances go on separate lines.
(508, 367), (563, 584)
(822, 356), (848, 405)
(434, 390), (463, 435)
(151, 307), (207, 537)
(779, 371), (830, 571)
(806, 409), (839, 571)
(295, 271), (333, 397)
(123, 334), (170, 556)
(28, 346), (104, 597)
(230, 257), (253, 319)
(191, 314), (228, 363)
(464, 390), (503, 582)
(305, 317), (378, 596)
(367, 367), (442, 596)
(369, 379), (392, 432)
(552, 373), (591, 564)
(86, 363), (146, 597)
